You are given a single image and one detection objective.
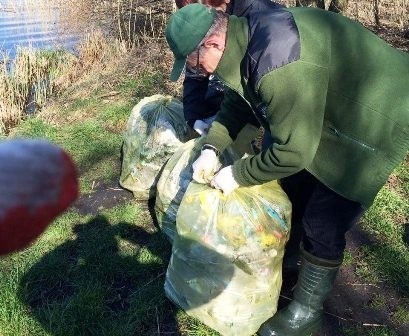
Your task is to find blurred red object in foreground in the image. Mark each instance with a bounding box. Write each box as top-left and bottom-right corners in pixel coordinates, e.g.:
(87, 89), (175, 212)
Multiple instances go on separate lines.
(0, 139), (79, 255)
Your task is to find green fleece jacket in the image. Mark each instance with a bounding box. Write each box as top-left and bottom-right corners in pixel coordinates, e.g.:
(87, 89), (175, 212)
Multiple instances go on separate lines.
(205, 7), (409, 208)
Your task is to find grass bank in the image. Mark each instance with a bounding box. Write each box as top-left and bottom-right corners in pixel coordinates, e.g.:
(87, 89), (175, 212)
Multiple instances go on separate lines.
(0, 1), (408, 335)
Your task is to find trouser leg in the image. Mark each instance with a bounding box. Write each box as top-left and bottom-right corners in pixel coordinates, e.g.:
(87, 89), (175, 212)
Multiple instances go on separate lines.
(301, 177), (364, 260)
(280, 170), (317, 269)
(280, 169), (364, 261)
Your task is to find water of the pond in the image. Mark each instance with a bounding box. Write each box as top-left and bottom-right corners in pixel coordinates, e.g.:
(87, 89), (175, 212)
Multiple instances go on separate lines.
(0, 0), (80, 59)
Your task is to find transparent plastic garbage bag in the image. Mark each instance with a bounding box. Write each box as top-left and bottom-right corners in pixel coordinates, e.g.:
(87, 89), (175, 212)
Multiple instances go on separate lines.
(154, 138), (239, 242)
(119, 95), (188, 200)
(165, 181), (292, 336)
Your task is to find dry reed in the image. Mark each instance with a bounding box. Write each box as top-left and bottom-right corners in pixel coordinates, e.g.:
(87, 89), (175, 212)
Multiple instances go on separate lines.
(0, 48), (74, 135)
(56, 0), (172, 50)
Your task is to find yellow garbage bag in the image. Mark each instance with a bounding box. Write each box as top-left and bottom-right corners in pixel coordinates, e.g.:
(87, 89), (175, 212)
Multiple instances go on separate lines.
(119, 95), (188, 200)
(155, 138), (238, 242)
(165, 181), (292, 336)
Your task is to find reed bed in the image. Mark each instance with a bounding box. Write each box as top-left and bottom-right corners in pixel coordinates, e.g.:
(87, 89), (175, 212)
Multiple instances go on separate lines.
(0, 48), (72, 134)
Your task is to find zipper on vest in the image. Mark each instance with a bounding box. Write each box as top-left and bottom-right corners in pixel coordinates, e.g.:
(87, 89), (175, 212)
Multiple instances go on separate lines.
(328, 126), (375, 151)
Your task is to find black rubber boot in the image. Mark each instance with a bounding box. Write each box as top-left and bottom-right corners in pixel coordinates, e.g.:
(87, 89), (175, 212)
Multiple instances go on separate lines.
(258, 248), (342, 336)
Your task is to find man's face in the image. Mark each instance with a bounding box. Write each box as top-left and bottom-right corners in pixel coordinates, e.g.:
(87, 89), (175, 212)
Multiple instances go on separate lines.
(186, 42), (224, 76)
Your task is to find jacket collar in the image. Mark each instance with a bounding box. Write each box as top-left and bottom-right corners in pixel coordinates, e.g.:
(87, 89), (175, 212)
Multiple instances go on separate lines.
(215, 16), (248, 96)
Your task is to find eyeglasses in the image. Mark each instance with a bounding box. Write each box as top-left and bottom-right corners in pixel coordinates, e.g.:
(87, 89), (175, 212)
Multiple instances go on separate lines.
(187, 45), (206, 76)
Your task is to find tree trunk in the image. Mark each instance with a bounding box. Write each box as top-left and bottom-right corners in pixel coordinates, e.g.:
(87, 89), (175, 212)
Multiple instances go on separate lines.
(373, 0), (381, 26)
(328, 0), (349, 13)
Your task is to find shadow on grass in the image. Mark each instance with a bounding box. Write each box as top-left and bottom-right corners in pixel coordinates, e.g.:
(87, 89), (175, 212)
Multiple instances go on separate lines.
(18, 213), (235, 336)
(16, 214), (231, 336)
(18, 215), (172, 335)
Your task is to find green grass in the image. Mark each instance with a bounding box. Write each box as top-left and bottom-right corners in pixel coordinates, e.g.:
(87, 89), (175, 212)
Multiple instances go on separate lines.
(366, 327), (399, 336)
(118, 69), (165, 99)
(392, 304), (409, 325)
(13, 116), (123, 194)
(342, 250), (354, 266)
(358, 161), (409, 296)
(369, 293), (387, 309)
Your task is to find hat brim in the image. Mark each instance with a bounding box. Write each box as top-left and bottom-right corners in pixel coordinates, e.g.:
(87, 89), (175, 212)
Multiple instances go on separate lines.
(170, 57), (186, 82)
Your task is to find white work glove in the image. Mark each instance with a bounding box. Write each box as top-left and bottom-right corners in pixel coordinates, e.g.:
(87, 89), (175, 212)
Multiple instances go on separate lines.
(193, 119), (210, 136)
(210, 165), (239, 195)
(192, 148), (219, 184)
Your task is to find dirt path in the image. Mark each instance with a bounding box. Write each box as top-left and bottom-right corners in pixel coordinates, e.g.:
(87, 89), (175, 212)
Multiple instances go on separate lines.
(317, 225), (406, 335)
(74, 180), (134, 216)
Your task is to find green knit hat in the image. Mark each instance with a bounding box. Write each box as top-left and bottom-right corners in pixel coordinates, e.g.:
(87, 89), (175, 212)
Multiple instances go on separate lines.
(166, 4), (216, 82)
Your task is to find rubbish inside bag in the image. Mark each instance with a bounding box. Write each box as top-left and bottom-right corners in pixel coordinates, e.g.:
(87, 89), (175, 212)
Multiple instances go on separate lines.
(165, 181), (292, 336)
(119, 94), (188, 200)
(155, 138), (239, 242)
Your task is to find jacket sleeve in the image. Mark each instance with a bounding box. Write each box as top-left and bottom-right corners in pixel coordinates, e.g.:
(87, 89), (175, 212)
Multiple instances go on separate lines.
(182, 71), (211, 128)
(205, 88), (255, 152)
(232, 62), (329, 185)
